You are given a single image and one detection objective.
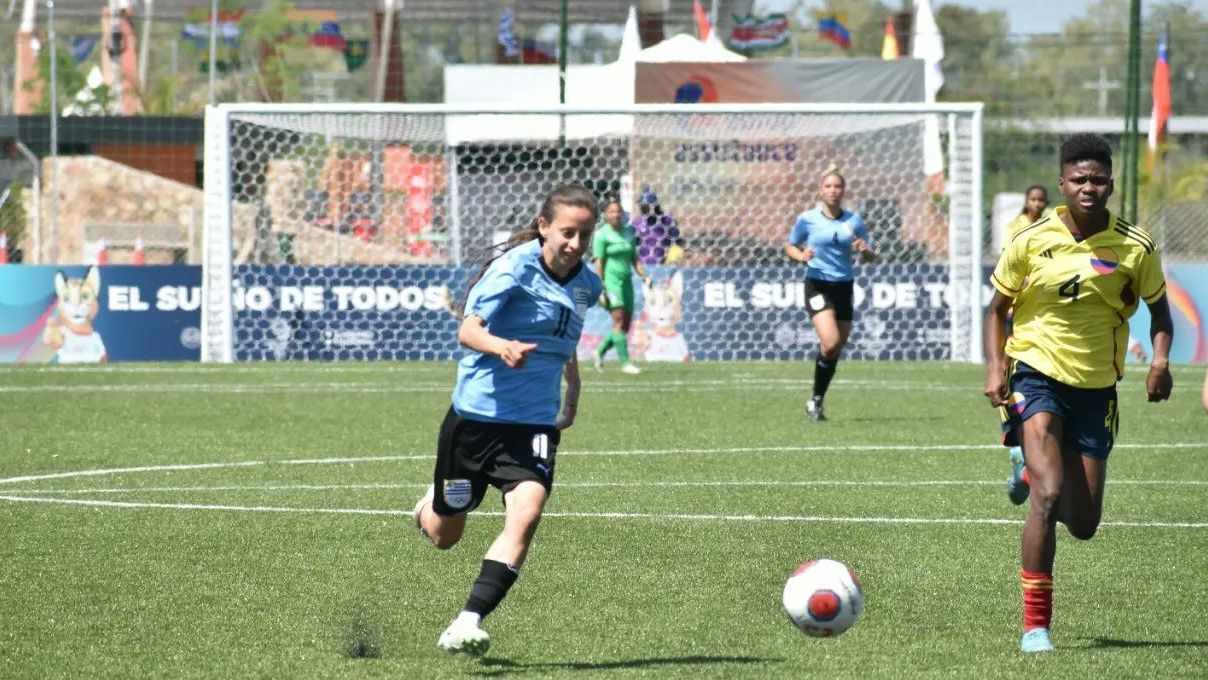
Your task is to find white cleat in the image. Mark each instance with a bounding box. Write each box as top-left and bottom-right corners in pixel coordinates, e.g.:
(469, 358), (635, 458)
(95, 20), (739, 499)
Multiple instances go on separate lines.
(412, 484), (434, 533)
(437, 618), (491, 656)
(592, 353), (604, 373)
(621, 363), (641, 375)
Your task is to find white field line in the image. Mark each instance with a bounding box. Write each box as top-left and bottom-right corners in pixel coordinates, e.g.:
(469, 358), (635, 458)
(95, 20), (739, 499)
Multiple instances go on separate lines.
(7, 362), (1199, 376)
(0, 378), (980, 394)
(0, 461), (264, 485)
(3, 443), (1206, 487)
(1, 493), (1205, 529)
(14, 478), (1208, 495)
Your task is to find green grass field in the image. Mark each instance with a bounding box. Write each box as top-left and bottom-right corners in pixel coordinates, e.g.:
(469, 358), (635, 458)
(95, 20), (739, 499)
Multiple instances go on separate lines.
(2, 361), (1206, 678)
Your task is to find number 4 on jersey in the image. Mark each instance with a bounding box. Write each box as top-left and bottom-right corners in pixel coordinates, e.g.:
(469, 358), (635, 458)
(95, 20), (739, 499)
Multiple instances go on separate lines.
(1058, 274), (1081, 300)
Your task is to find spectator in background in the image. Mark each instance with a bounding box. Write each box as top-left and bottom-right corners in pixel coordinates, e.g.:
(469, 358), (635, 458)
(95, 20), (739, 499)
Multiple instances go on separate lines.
(1005, 185), (1053, 240)
(634, 187), (684, 265)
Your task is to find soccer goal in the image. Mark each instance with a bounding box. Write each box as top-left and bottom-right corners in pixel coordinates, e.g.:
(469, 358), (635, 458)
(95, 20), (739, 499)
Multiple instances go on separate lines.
(201, 103), (983, 363)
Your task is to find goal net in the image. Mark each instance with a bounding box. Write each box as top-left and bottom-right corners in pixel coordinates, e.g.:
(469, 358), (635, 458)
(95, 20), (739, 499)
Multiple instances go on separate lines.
(202, 103), (983, 363)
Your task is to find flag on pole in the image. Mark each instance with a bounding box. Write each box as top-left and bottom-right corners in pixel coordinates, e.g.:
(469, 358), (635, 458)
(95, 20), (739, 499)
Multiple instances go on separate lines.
(728, 14), (790, 51)
(881, 17), (900, 60)
(913, 0), (945, 177)
(619, 5), (642, 61)
(815, 12), (852, 50)
(912, 0), (944, 100)
(693, 0), (712, 41)
(1147, 22), (1171, 168)
(497, 8), (520, 58)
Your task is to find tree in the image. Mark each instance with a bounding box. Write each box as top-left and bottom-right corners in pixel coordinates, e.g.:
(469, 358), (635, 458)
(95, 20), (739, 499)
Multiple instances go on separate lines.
(934, 6), (1013, 110)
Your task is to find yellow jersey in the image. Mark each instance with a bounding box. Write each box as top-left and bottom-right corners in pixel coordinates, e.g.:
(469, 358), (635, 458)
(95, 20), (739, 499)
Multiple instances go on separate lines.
(990, 207), (1166, 388)
(1004, 208), (1055, 243)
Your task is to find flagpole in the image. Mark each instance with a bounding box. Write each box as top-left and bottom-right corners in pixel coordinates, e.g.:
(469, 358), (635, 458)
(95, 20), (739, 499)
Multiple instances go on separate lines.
(207, 0), (217, 104)
(1122, 0), (1141, 224)
(46, 0), (58, 263)
(557, 0), (567, 177)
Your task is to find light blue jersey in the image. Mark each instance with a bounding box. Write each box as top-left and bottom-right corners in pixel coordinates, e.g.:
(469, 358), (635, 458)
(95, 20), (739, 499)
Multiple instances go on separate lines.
(453, 239), (602, 426)
(788, 207), (872, 282)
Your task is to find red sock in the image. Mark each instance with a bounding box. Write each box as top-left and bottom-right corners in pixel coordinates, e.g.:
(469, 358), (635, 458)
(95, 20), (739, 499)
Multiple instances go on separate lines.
(1021, 570), (1053, 631)
(1021, 467), (1031, 488)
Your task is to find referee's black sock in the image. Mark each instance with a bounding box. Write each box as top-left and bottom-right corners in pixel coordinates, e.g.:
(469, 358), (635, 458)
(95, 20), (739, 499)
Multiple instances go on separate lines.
(813, 354), (840, 400)
(464, 559), (519, 619)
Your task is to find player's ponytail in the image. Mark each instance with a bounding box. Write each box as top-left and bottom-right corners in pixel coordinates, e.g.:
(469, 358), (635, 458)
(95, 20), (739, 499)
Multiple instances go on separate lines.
(456, 183), (599, 319)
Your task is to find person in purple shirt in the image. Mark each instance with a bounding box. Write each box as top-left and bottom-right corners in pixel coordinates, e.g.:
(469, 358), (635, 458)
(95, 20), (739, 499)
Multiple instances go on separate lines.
(634, 187), (682, 265)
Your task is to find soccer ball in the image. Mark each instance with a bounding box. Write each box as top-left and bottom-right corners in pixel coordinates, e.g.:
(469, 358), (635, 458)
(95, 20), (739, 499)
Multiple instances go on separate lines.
(782, 558), (863, 637)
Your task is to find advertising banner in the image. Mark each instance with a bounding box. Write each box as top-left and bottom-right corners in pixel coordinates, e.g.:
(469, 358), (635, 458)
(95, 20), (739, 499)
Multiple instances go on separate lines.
(0, 265), (201, 363)
(232, 265), (466, 361)
(3, 263), (1203, 364)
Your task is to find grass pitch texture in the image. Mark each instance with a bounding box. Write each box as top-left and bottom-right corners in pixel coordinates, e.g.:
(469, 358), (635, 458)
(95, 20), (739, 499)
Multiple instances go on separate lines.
(2, 362), (1206, 678)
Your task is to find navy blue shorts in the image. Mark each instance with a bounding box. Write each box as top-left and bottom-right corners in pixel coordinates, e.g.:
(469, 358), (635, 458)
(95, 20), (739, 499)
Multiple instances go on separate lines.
(1000, 361), (1118, 461)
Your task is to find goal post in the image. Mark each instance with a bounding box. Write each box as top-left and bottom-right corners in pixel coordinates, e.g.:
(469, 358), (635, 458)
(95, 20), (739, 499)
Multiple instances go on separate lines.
(201, 102), (984, 363)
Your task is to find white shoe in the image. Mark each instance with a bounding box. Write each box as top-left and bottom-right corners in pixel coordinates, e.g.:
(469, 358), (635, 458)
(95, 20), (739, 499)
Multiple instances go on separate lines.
(621, 363), (641, 375)
(412, 484), (434, 533)
(592, 353), (604, 373)
(437, 616), (491, 656)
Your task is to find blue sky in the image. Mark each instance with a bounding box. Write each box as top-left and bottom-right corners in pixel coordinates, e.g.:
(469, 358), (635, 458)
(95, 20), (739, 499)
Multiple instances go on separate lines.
(754, 1), (1208, 37)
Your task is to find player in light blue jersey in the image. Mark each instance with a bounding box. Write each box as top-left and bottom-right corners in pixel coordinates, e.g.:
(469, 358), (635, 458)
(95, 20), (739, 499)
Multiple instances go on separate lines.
(411, 184), (602, 657)
(785, 167), (876, 421)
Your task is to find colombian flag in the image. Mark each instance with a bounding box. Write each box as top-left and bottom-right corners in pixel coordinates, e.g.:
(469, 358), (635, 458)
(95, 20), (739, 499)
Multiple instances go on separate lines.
(816, 12), (852, 50)
(1147, 22), (1171, 168)
(1090, 247), (1119, 275)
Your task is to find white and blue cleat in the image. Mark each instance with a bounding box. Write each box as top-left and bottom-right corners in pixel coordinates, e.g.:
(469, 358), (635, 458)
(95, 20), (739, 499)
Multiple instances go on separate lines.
(1020, 627), (1054, 653)
(1007, 446), (1029, 506)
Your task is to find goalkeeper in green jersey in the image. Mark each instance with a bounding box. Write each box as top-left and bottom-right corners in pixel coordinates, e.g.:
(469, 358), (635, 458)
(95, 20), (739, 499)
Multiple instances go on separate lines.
(592, 195), (650, 375)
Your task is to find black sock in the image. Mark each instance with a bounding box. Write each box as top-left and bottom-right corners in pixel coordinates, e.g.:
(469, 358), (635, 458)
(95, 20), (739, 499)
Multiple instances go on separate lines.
(813, 354), (840, 399)
(464, 559), (519, 619)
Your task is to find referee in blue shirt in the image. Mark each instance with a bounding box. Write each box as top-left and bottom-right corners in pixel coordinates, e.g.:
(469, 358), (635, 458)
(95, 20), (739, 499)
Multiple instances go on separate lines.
(786, 167), (876, 422)
(411, 184), (603, 656)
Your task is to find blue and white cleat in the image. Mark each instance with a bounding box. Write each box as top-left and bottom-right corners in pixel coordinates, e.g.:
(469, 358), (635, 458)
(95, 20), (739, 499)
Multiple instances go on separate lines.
(1020, 627), (1054, 653)
(1007, 446), (1029, 506)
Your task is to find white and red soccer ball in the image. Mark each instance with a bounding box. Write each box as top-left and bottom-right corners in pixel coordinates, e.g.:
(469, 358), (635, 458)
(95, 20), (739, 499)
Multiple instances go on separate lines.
(782, 558), (863, 637)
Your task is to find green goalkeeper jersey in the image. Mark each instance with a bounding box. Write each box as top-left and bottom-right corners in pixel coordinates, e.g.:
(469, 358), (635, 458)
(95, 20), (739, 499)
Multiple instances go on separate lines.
(593, 222), (638, 286)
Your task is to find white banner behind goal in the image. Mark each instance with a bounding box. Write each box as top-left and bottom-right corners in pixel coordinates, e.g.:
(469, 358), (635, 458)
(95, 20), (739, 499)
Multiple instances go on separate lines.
(201, 103), (983, 363)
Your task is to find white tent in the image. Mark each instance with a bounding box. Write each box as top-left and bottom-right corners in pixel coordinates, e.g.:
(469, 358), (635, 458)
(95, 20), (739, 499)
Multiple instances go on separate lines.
(443, 34), (745, 142)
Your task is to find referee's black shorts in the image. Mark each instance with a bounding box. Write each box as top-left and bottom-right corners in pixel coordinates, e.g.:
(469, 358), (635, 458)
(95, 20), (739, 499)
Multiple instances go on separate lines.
(804, 278), (855, 322)
(430, 406), (560, 516)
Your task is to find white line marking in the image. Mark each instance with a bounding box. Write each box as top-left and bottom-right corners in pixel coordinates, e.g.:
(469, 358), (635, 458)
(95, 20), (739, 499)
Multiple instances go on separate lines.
(14, 478), (1207, 495)
(1, 494), (1204, 528)
(4, 443), (1206, 486)
(0, 461), (263, 485)
(0, 378), (973, 394)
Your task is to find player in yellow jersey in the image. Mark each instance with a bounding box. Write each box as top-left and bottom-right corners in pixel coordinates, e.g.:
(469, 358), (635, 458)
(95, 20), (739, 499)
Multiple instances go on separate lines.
(983, 133), (1173, 653)
(1004, 185), (1052, 240)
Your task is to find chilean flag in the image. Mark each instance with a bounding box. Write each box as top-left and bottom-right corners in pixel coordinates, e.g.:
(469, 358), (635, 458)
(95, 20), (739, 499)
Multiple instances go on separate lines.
(1147, 22), (1171, 168)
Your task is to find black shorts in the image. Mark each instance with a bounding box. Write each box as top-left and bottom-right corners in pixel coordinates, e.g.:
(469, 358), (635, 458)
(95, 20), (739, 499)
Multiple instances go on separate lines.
(804, 278), (855, 322)
(999, 361), (1118, 460)
(431, 406), (561, 516)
